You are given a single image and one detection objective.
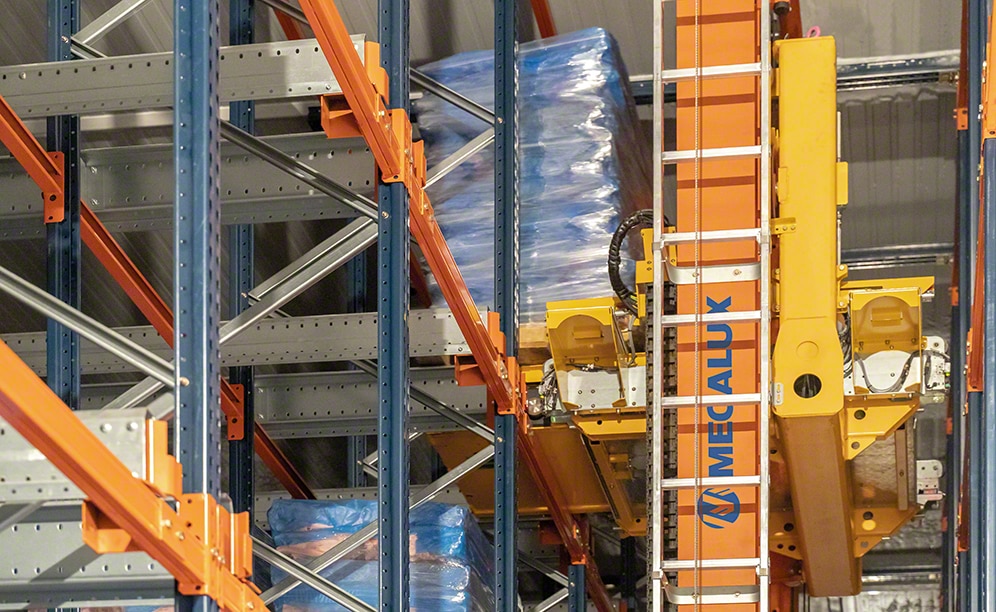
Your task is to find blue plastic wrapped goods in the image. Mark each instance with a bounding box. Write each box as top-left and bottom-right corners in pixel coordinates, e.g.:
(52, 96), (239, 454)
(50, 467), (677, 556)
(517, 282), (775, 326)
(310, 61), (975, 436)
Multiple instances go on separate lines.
(416, 27), (651, 322)
(267, 500), (495, 611)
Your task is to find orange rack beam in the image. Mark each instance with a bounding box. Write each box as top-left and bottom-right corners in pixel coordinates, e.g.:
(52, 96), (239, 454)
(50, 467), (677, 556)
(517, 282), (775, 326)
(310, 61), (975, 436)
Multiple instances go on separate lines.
(0, 339), (264, 612)
(0, 94), (64, 222)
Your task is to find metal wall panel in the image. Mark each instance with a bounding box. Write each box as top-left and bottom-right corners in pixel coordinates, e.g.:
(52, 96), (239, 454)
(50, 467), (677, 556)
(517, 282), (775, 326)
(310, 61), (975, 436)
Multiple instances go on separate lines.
(801, 0), (961, 58)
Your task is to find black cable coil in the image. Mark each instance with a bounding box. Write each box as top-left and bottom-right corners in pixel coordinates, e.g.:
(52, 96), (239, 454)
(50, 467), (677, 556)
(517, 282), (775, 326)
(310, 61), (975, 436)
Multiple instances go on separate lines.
(608, 208), (655, 315)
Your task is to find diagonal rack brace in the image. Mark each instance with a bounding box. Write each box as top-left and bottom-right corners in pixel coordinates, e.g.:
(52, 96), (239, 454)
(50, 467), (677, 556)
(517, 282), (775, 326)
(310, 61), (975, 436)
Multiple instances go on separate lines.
(0, 340), (265, 611)
(0, 94), (64, 222)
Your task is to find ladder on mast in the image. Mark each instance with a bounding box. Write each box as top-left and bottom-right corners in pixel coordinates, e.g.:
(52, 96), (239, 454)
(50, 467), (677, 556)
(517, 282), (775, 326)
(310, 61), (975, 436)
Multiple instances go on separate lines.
(651, 0), (771, 609)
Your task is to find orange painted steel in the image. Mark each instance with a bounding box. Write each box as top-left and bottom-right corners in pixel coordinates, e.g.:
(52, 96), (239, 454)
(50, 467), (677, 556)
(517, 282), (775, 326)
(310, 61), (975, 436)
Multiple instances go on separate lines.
(81, 203), (174, 349)
(79, 200), (315, 498)
(957, 0), (969, 131)
(300, 0), (515, 413)
(276, 10), (308, 40)
(530, 0), (557, 38)
(673, 0), (762, 608)
(255, 423), (316, 500)
(299, 0), (402, 181)
(0, 339), (264, 611)
(0, 94), (64, 222)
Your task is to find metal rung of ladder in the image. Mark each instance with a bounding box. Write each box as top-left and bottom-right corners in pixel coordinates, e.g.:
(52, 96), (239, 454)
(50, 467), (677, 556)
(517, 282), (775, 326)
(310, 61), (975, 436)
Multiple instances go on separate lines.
(661, 310), (762, 326)
(659, 228), (761, 246)
(661, 392), (762, 408)
(661, 62), (762, 83)
(660, 475), (761, 490)
(663, 145), (762, 164)
(661, 557), (761, 571)
(665, 585), (761, 605)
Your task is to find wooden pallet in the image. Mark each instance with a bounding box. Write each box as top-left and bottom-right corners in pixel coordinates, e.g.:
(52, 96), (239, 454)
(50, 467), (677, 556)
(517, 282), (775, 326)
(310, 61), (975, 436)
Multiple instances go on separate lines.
(518, 322), (551, 365)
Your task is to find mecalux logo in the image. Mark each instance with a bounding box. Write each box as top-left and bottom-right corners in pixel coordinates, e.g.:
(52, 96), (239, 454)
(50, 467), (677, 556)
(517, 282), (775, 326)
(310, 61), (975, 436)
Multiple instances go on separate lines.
(698, 296), (741, 529)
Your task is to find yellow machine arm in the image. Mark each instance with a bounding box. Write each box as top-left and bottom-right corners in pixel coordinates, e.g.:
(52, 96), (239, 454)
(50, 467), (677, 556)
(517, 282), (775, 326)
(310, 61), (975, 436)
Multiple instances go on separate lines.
(771, 36), (935, 596)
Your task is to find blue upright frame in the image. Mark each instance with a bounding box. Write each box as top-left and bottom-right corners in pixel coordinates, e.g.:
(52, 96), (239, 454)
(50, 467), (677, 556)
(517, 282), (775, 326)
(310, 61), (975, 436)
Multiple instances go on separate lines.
(946, 124), (969, 612)
(48, 4), (80, 612)
(967, 2), (986, 610)
(377, 0), (411, 609)
(46, 0), (81, 410)
(494, 0), (519, 609)
(568, 564), (586, 612)
(228, 0), (257, 520)
(982, 135), (996, 612)
(174, 0), (223, 610)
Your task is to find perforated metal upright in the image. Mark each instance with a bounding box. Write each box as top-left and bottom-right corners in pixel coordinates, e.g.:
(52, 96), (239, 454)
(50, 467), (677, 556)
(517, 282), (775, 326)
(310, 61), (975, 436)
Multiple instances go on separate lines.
(494, 0), (519, 608)
(46, 0), (81, 409)
(173, 0), (223, 610)
(944, 3), (971, 609)
(377, 0), (412, 609)
(967, 0), (986, 609)
(228, 0), (257, 520)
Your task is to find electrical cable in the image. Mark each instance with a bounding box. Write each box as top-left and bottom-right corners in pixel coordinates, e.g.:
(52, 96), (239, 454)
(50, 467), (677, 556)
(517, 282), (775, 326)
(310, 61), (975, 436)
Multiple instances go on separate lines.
(608, 209), (656, 315)
(853, 349), (949, 394)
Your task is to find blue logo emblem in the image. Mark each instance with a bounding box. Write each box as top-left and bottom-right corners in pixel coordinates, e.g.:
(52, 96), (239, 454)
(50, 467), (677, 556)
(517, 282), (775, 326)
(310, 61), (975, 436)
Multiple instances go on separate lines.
(698, 488), (741, 529)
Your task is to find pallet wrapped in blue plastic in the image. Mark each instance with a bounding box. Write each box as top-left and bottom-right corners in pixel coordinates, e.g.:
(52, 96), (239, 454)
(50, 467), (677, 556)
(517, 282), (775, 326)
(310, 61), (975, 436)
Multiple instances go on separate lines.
(266, 500), (495, 611)
(415, 27), (652, 322)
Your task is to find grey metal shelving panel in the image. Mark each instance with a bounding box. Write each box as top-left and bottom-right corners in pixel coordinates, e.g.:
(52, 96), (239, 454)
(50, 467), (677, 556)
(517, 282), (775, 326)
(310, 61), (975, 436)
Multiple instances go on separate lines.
(3, 309), (478, 375)
(0, 37), (364, 118)
(0, 133), (374, 240)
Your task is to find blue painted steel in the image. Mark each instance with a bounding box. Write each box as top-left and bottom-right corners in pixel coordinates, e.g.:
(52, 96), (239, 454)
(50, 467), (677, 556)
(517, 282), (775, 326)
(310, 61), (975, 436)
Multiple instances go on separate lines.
(568, 564), (586, 612)
(944, 127), (969, 612)
(969, 0), (985, 285)
(228, 0), (256, 519)
(377, 0), (411, 609)
(969, 391), (983, 612)
(48, 6), (81, 612)
(982, 137), (996, 612)
(46, 0), (81, 410)
(174, 0), (222, 610)
(494, 0), (519, 609)
(967, 3), (985, 610)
